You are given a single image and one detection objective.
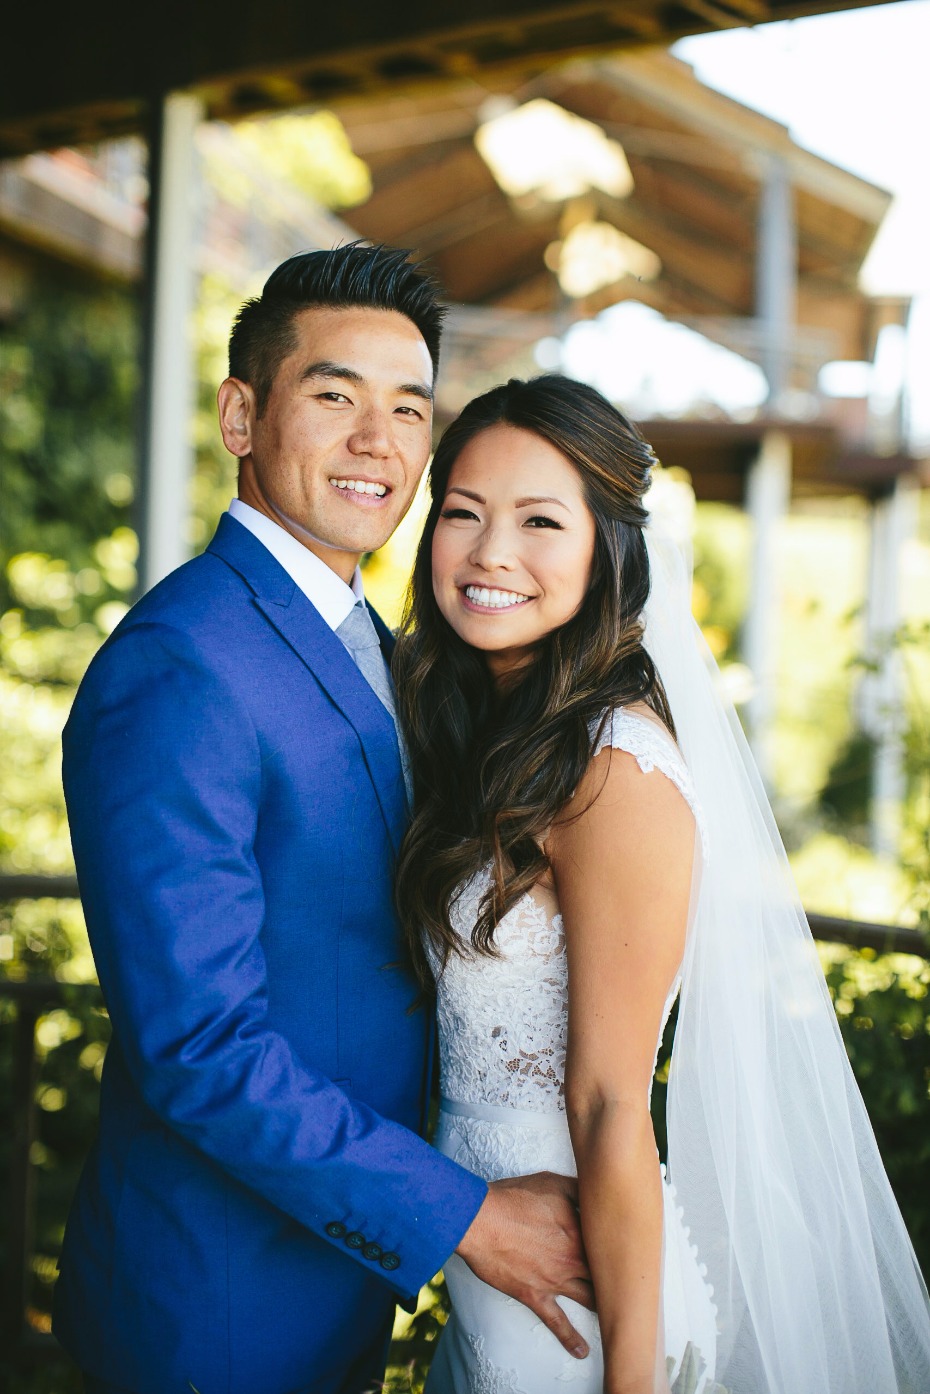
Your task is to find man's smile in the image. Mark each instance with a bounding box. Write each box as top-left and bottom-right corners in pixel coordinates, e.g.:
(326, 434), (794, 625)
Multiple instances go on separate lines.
(329, 476), (390, 502)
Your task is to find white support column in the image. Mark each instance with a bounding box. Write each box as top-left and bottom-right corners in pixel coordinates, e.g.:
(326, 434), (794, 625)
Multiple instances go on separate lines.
(756, 155), (796, 410)
(743, 430), (792, 786)
(859, 478), (918, 858)
(138, 91), (203, 594)
(742, 156), (797, 786)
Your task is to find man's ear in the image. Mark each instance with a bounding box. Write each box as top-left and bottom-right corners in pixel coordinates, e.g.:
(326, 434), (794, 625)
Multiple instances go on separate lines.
(217, 377), (256, 458)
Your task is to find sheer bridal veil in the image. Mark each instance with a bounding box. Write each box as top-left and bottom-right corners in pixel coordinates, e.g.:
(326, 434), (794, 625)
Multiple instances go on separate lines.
(642, 521), (930, 1394)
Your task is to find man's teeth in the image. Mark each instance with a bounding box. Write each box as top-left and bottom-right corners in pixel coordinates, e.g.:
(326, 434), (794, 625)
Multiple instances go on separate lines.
(330, 478), (387, 497)
(464, 585), (530, 609)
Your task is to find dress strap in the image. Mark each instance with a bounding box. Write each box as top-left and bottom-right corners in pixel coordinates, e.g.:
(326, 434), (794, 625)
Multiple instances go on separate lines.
(592, 708), (709, 857)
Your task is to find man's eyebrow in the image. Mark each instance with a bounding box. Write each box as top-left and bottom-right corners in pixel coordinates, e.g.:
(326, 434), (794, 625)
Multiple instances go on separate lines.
(300, 361), (363, 385)
(300, 360), (433, 401)
(399, 381), (434, 403)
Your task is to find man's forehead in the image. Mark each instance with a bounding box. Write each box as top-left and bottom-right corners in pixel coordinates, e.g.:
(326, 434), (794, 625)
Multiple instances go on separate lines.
(292, 303), (427, 349)
(282, 304), (432, 383)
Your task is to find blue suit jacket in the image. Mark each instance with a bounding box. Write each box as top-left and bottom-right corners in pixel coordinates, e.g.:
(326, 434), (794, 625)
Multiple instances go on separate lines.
(53, 515), (486, 1394)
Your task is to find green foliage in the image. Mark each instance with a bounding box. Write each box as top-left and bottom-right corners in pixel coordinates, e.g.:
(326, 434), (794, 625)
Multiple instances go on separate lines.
(385, 1276), (450, 1392)
(0, 279), (138, 607)
(205, 111), (372, 213)
(823, 946), (930, 1265)
(900, 620), (930, 937)
(691, 502), (749, 665)
(819, 727), (875, 833)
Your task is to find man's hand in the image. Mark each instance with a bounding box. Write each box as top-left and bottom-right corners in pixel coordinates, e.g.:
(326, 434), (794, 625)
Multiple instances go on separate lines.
(454, 1171), (594, 1359)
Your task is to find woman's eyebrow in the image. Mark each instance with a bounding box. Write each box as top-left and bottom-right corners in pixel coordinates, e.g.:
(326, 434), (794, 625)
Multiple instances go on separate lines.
(514, 495), (571, 510)
(445, 488), (574, 510)
(446, 487), (486, 503)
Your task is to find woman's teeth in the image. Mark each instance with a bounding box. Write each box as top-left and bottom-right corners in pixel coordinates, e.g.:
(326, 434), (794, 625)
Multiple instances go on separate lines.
(330, 478), (387, 496)
(464, 585), (530, 609)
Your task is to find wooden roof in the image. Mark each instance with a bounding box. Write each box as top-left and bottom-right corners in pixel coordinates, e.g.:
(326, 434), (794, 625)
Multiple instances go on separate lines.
(1, 0), (893, 158)
(331, 49), (896, 367)
(636, 418), (927, 503)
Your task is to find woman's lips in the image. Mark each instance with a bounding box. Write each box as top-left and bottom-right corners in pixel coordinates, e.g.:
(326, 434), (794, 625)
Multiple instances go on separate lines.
(461, 584), (532, 612)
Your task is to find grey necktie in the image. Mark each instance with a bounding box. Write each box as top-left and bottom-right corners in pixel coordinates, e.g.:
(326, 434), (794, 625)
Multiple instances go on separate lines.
(337, 601), (412, 807)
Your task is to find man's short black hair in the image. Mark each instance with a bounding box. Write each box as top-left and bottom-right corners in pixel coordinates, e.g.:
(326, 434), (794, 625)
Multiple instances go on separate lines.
(228, 241), (445, 415)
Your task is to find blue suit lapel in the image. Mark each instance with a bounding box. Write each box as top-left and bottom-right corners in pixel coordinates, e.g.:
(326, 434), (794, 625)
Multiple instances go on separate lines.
(207, 514), (407, 856)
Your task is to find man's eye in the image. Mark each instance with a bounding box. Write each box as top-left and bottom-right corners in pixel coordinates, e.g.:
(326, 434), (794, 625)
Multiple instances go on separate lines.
(525, 515), (562, 529)
(395, 405), (424, 419)
(318, 391), (350, 403)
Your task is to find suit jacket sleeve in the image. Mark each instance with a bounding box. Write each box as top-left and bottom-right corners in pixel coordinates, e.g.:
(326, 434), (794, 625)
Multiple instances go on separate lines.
(63, 619), (487, 1300)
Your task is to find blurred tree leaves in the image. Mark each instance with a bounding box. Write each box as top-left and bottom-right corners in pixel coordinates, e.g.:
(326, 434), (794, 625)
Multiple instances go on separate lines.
(204, 111), (371, 212)
(0, 281), (138, 602)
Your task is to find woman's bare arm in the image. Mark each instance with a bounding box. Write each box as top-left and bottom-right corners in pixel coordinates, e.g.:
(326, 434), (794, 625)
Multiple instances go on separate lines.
(549, 740), (696, 1394)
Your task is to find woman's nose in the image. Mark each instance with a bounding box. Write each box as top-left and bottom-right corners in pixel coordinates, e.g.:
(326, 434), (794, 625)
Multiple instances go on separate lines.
(470, 526), (516, 572)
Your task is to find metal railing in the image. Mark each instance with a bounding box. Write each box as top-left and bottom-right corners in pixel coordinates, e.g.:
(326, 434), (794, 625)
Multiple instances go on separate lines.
(1, 875), (927, 1372)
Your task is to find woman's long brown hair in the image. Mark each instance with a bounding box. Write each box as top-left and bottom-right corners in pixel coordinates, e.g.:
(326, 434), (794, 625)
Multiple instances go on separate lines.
(393, 375), (673, 985)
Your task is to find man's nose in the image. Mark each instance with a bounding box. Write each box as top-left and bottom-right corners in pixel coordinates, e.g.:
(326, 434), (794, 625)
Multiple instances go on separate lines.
(347, 408), (393, 459)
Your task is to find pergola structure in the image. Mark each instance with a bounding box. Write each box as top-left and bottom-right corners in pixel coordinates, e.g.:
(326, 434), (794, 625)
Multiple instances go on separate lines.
(329, 46), (920, 815)
(3, 0), (920, 838)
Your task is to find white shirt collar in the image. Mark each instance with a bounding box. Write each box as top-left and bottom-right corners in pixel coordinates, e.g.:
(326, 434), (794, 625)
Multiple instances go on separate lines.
(227, 498), (364, 632)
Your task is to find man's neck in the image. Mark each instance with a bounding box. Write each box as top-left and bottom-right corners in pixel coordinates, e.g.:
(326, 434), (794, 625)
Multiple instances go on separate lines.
(236, 488), (360, 584)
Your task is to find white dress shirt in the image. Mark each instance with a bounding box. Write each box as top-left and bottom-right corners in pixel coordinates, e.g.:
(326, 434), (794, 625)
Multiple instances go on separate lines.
(227, 498), (364, 631)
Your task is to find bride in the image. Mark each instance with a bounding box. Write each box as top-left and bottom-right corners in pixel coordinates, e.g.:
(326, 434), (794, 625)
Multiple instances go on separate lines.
(392, 374), (930, 1394)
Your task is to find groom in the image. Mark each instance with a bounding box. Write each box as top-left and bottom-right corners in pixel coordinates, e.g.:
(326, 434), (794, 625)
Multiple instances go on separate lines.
(54, 243), (592, 1394)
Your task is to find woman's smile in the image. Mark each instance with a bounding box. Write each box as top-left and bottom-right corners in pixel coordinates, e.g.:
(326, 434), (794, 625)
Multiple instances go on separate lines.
(432, 423), (597, 684)
(460, 584), (533, 612)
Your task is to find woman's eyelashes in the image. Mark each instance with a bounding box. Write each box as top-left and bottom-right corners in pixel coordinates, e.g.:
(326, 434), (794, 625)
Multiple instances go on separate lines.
(440, 507), (479, 521)
(439, 507), (563, 529)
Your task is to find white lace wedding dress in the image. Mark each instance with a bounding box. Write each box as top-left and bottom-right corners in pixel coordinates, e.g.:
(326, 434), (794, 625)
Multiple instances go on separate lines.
(425, 710), (719, 1394)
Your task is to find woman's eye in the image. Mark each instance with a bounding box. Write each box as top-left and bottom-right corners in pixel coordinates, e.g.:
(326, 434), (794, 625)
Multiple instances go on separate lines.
(440, 508), (479, 521)
(525, 514), (562, 529)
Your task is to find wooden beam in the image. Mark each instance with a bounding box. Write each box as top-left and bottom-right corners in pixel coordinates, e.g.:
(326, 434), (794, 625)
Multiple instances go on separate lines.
(1, 2), (902, 158)
(581, 50), (893, 223)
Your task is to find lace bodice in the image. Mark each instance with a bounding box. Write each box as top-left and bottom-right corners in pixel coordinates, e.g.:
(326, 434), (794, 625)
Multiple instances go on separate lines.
(431, 710), (704, 1114)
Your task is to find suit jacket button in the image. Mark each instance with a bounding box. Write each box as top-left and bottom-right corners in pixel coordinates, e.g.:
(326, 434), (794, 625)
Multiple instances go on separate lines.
(362, 1242), (383, 1261)
(345, 1231), (366, 1249)
(325, 1222), (347, 1239)
(380, 1251), (401, 1271)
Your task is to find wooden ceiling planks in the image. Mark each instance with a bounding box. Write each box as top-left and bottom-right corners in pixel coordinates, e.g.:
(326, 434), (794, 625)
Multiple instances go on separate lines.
(2, 0), (894, 158)
(332, 49), (889, 362)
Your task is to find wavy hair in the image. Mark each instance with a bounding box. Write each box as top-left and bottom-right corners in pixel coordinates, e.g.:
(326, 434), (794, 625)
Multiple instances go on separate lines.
(393, 375), (673, 983)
